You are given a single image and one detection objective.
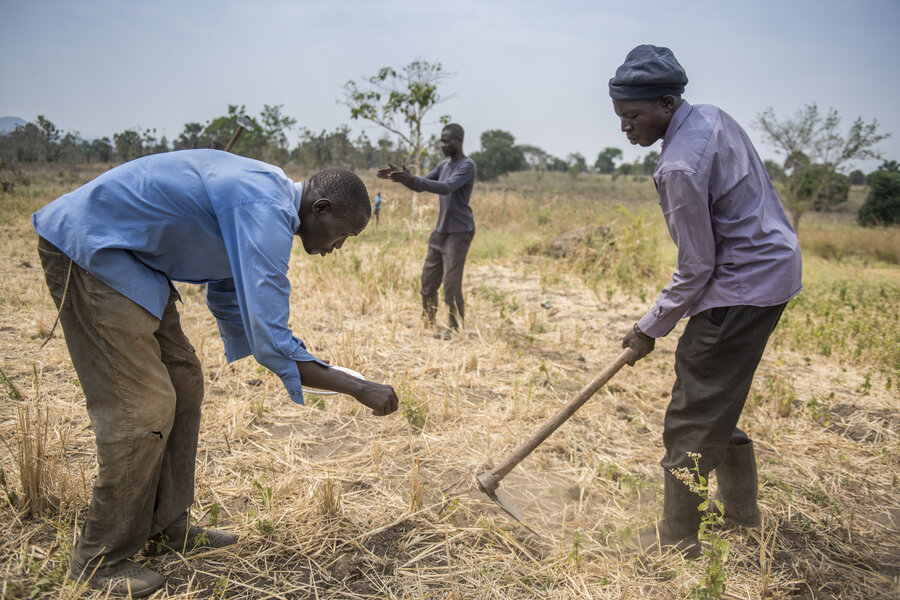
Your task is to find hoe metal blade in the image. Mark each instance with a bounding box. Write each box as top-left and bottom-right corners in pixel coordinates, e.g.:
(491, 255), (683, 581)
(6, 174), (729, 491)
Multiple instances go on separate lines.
(476, 470), (530, 528)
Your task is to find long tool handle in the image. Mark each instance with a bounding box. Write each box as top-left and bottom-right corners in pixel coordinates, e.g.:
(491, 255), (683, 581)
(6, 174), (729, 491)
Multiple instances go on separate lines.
(491, 348), (633, 483)
(224, 127), (245, 153)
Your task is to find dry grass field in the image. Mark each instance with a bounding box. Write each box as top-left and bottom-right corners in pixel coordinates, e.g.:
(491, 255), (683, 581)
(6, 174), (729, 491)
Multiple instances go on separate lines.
(0, 164), (897, 599)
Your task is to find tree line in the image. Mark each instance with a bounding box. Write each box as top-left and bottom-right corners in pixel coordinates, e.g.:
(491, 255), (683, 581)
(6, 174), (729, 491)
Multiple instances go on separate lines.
(1, 58), (896, 227)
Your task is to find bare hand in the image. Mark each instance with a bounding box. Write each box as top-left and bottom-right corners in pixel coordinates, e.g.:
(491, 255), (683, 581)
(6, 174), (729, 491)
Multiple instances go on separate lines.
(388, 169), (416, 186)
(354, 380), (399, 416)
(622, 324), (655, 366)
(377, 162), (408, 180)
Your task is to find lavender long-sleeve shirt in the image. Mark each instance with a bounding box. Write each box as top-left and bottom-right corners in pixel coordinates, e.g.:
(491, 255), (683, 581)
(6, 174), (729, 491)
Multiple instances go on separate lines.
(638, 101), (802, 338)
(413, 157), (477, 233)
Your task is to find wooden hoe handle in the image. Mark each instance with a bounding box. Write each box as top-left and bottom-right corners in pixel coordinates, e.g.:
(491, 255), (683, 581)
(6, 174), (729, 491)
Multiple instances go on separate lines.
(491, 348), (634, 483)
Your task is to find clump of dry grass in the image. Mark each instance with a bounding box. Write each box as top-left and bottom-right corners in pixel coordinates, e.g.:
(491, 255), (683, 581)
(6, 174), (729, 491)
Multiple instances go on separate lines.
(0, 165), (897, 599)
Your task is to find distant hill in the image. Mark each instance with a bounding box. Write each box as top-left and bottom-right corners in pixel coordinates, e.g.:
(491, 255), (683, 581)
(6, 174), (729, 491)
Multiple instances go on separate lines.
(0, 116), (27, 134)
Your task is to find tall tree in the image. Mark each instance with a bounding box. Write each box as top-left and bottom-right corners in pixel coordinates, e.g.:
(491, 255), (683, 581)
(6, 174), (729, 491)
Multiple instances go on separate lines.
(594, 146), (623, 174)
(641, 150), (660, 175)
(756, 103), (890, 229)
(113, 129), (143, 162)
(519, 144), (549, 181)
(341, 59), (453, 216)
(469, 130), (526, 181)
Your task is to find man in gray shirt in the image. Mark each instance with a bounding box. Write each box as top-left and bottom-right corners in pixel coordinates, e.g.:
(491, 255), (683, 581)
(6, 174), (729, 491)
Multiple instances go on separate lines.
(379, 123), (477, 338)
(610, 45), (802, 556)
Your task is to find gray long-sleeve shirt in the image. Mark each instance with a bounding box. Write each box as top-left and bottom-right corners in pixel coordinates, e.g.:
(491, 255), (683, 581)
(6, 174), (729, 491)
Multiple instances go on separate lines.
(413, 157), (477, 233)
(638, 101), (802, 338)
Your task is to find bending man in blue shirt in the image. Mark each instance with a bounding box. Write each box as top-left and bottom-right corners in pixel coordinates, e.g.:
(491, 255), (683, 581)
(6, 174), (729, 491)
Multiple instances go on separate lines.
(32, 149), (399, 595)
(378, 123), (477, 338)
(609, 46), (802, 557)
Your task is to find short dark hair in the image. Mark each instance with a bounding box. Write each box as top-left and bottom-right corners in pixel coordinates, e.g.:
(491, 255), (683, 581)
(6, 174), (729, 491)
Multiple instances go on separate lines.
(307, 168), (371, 232)
(443, 123), (464, 141)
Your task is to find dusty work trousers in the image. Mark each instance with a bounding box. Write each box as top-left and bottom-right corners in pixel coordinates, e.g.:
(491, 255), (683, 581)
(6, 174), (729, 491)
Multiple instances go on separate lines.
(661, 303), (787, 477)
(37, 238), (204, 571)
(420, 230), (474, 311)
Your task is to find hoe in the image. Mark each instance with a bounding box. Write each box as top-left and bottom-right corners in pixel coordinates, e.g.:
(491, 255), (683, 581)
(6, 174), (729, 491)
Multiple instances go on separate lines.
(476, 348), (634, 523)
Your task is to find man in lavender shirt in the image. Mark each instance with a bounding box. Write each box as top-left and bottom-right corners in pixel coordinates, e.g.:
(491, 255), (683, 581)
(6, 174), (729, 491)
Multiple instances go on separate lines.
(609, 45), (802, 556)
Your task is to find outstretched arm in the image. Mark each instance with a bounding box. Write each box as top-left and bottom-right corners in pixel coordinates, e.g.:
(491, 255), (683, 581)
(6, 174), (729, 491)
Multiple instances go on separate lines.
(410, 160), (473, 195)
(297, 361), (399, 416)
(377, 162), (418, 191)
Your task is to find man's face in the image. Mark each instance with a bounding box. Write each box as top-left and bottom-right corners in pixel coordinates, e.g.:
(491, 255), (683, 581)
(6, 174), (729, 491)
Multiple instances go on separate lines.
(612, 98), (673, 147)
(298, 191), (361, 256)
(440, 130), (462, 157)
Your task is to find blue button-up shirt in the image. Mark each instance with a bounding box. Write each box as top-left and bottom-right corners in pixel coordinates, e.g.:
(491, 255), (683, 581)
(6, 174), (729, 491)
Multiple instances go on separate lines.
(638, 101), (802, 338)
(32, 149), (326, 403)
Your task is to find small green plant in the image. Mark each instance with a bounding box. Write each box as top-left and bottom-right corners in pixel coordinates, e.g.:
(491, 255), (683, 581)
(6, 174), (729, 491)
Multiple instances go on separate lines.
(250, 475), (275, 535)
(213, 576), (230, 598)
(671, 452), (730, 600)
(566, 528), (584, 567)
(0, 366), (21, 399)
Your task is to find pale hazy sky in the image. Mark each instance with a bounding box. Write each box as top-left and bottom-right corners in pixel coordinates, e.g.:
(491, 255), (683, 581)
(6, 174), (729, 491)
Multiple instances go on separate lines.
(1, 0), (898, 171)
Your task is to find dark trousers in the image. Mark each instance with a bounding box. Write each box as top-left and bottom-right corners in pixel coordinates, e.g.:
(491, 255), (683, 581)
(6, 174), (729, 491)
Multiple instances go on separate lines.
(661, 303), (786, 477)
(420, 230), (474, 311)
(38, 238), (204, 571)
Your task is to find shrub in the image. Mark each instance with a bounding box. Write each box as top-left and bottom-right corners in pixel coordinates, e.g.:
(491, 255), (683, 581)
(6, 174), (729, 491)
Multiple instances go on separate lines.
(857, 170), (900, 226)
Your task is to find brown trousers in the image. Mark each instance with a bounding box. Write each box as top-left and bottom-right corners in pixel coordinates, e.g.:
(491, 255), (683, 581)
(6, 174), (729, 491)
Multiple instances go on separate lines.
(38, 238), (204, 571)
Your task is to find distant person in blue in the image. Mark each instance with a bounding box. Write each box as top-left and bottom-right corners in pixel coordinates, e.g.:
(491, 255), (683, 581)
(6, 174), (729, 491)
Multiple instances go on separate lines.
(378, 123), (477, 338)
(373, 191), (385, 225)
(609, 46), (801, 557)
(32, 150), (399, 595)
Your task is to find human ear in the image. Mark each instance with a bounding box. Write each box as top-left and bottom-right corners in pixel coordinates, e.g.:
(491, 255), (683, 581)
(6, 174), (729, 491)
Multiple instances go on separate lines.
(660, 95), (676, 113)
(312, 198), (332, 214)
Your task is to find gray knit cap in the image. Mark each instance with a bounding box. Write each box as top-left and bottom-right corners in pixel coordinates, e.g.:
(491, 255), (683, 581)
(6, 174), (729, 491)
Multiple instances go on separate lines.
(608, 45), (688, 100)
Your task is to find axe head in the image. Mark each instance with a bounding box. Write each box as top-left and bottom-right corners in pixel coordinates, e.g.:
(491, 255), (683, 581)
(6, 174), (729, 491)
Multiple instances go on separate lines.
(236, 115), (255, 131)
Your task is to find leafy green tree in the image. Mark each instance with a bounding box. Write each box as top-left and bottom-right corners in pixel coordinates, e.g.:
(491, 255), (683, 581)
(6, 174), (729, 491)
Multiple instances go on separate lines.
(89, 137), (113, 162)
(203, 105), (262, 155)
(858, 170), (900, 226)
(796, 165), (850, 211)
(848, 169), (866, 185)
(469, 130), (526, 181)
(642, 150), (660, 175)
(764, 159), (786, 182)
(174, 122), (208, 150)
(342, 59), (452, 175)
(114, 129), (143, 162)
(518, 144), (549, 180)
(756, 103), (890, 229)
(567, 153), (587, 173)
(594, 146), (623, 173)
(546, 156), (568, 173)
(878, 159), (899, 172)
(59, 131), (85, 162)
(258, 104), (297, 163)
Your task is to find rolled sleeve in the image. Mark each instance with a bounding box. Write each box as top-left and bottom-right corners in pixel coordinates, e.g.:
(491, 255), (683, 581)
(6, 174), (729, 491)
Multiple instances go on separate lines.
(639, 171), (716, 338)
(216, 201), (327, 403)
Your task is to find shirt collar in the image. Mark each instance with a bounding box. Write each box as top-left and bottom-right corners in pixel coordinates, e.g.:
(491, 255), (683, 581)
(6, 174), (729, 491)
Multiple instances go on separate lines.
(662, 100), (692, 151)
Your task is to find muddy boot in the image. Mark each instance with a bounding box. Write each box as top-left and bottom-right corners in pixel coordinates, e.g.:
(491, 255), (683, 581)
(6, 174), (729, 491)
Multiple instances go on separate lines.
(71, 559), (166, 597)
(712, 440), (761, 527)
(638, 471), (703, 559)
(422, 294), (438, 328)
